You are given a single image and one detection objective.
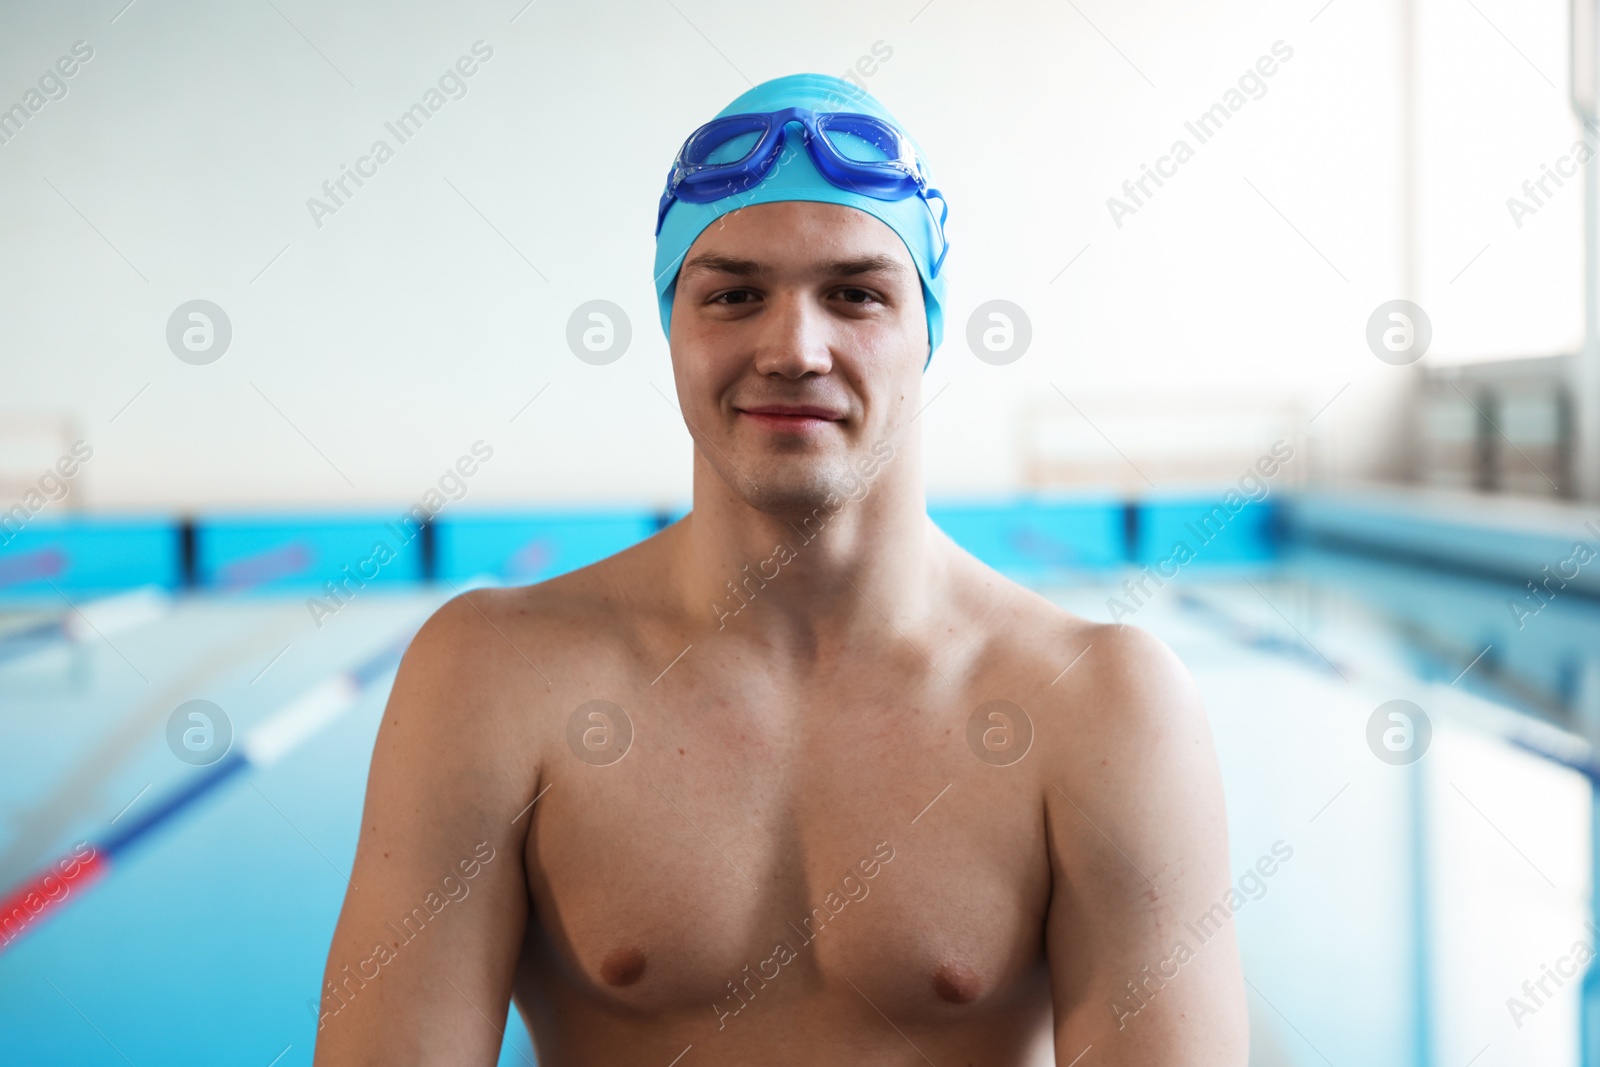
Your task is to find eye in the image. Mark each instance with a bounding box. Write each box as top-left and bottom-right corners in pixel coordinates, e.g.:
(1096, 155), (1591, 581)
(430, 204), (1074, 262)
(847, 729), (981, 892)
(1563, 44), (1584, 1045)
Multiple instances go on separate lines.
(836, 287), (880, 305)
(710, 289), (758, 306)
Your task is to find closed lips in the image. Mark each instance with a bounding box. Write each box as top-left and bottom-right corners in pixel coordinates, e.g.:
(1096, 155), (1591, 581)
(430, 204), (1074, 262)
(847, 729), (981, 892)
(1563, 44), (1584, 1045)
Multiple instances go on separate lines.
(738, 405), (843, 419)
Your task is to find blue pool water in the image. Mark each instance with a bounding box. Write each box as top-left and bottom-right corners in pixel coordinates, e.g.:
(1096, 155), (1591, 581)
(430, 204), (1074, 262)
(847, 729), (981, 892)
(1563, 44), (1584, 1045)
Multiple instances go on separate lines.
(0, 544), (1591, 1066)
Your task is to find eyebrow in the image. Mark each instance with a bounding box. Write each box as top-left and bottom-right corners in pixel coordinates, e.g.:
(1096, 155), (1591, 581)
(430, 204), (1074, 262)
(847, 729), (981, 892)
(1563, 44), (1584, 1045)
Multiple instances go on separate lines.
(678, 251), (911, 282)
(679, 253), (767, 280)
(823, 254), (912, 280)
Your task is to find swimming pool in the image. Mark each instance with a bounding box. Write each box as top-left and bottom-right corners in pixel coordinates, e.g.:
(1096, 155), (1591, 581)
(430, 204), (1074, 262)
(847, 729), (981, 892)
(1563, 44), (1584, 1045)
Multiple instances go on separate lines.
(0, 543), (1589, 1066)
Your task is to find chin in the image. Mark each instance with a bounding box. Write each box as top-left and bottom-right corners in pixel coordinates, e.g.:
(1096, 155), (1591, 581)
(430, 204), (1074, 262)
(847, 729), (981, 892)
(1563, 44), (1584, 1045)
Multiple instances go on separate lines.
(732, 456), (869, 521)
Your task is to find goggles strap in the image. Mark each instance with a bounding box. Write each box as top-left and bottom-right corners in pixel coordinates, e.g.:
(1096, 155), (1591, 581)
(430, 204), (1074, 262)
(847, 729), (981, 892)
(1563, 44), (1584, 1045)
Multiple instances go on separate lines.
(923, 187), (950, 279)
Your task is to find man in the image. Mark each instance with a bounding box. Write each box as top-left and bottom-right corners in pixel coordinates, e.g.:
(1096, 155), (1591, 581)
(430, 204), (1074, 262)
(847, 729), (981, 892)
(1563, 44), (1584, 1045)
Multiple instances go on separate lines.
(315, 73), (1247, 1065)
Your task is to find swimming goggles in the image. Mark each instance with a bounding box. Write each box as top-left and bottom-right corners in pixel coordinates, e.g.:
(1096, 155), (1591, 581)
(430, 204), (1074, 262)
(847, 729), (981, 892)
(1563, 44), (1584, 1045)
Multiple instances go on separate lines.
(654, 106), (949, 278)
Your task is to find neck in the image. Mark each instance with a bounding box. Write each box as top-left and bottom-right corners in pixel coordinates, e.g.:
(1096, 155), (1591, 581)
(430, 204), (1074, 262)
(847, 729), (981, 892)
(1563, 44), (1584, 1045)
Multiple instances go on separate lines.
(667, 433), (941, 654)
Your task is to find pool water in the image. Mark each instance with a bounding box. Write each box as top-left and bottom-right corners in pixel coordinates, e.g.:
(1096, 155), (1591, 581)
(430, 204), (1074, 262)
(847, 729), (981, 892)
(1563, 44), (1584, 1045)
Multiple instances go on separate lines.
(0, 546), (1590, 1066)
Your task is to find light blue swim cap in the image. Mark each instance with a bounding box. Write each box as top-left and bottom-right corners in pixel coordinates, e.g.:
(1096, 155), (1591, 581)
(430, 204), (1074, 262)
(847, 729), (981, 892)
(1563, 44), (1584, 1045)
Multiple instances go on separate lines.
(653, 73), (948, 366)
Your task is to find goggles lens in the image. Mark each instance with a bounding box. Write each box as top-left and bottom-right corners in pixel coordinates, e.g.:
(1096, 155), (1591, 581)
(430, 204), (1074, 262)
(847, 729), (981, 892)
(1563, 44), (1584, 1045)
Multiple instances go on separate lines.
(817, 113), (904, 165)
(682, 114), (768, 168)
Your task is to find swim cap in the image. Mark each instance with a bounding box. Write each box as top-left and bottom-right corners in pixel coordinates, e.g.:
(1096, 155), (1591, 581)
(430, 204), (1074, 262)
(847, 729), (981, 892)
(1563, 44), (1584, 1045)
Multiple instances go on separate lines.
(653, 73), (948, 366)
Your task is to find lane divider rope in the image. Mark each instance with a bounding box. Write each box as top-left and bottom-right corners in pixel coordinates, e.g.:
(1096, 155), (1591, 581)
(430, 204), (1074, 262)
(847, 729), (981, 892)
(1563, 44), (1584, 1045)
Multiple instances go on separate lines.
(0, 620), (423, 955)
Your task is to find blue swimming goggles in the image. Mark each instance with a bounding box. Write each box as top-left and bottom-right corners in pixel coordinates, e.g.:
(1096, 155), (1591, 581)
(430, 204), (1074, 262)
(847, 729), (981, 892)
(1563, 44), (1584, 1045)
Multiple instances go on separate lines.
(654, 106), (950, 278)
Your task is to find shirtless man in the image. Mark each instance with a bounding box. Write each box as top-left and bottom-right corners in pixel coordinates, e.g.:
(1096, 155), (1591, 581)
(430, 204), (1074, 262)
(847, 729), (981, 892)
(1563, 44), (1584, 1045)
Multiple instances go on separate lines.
(314, 74), (1247, 1065)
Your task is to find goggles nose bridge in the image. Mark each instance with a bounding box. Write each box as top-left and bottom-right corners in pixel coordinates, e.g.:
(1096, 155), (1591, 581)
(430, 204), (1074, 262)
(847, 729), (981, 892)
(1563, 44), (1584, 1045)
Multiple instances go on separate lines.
(771, 114), (815, 156)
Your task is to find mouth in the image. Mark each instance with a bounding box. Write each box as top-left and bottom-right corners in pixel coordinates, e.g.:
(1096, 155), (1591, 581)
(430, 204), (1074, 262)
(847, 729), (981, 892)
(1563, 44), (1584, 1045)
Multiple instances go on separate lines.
(736, 404), (845, 432)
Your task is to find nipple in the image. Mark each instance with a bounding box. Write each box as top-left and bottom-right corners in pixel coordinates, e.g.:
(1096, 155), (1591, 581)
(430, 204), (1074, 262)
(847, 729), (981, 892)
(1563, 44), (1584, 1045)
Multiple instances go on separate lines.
(932, 961), (981, 1004)
(600, 946), (648, 987)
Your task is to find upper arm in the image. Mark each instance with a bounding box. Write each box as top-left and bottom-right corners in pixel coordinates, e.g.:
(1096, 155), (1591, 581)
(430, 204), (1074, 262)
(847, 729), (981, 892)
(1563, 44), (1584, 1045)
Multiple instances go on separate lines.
(314, 592), (542, 1066)
(1042, 623), (1248, 1065)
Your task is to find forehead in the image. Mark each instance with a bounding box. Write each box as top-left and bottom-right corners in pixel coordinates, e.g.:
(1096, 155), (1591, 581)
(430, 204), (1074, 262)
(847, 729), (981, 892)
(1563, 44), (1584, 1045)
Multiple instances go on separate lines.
(679, 200), (917, 282)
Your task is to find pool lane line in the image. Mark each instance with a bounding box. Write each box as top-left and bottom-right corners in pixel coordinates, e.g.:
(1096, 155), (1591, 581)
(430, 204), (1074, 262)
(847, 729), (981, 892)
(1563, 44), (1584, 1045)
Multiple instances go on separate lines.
(0, 620), (422, 956)
(0, 544), (373, 666)
(0, 586), (173, 666)
(1173, 588), (1353, 680)
(1173, 589), (1600, 784)
(0, 606), (312, 883)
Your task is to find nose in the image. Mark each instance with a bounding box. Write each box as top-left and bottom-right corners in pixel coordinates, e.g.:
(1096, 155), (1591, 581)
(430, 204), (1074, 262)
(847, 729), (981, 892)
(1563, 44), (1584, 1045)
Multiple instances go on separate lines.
(750, 288), (834, 379)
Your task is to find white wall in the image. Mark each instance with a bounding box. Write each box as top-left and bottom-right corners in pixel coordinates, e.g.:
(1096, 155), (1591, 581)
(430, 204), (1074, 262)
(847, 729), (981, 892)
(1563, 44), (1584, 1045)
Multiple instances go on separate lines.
(1416, 0), (1585, 365)
(0, 0), (1570, 513)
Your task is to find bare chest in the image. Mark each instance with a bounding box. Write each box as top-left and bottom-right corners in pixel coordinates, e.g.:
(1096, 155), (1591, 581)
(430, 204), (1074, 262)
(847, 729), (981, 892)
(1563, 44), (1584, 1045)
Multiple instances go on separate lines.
(521, 673), (1053, 1028)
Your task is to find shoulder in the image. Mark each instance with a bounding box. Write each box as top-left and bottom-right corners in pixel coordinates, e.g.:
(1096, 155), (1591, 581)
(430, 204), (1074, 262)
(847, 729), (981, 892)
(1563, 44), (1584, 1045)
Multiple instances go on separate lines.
(384, 543), (660, 749)
(398, 554), (631, 690)
(935, 528), (1202, 720)
(1058, 621), (1202, 720)
(1030, 616), (1212, 776)
(1035, 618), (1227, 873)
(941, 552), (1213, 784)
(946, 554), (1174, 699)
(372, 588), (544, 782)
(396, 584), (551, 700)
(380, 574), (601, 747)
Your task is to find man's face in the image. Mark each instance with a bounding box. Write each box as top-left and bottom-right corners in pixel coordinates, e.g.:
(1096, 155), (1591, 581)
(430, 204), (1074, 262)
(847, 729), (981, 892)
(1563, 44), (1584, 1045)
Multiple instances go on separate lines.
(668, 200), (927, 518)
